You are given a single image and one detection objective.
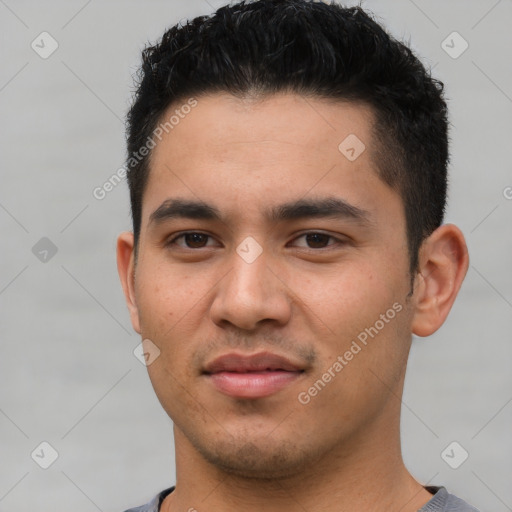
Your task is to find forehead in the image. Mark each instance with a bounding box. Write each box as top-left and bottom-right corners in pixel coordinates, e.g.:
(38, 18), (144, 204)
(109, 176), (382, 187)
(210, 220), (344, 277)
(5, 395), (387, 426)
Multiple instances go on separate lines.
(151, 93), (375, 165)
(143, 92), (400, 226)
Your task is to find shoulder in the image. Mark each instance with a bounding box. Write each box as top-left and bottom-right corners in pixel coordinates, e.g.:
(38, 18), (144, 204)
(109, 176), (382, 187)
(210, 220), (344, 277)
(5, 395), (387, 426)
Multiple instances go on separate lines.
(122, 487), (175, 512)
(445, 492), (481, 512)
(421, 486), (481, 512)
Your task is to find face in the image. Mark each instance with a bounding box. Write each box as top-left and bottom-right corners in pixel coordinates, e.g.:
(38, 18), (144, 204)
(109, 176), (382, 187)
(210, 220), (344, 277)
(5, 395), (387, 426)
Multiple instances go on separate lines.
(122, 93), (417, 478)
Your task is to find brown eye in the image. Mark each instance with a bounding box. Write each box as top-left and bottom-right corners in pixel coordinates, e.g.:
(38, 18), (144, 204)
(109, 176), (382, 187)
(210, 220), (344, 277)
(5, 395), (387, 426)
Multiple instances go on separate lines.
(166, 231), (221, 251)
(183, 233), (209, 248)
(304, 233), (331, 248)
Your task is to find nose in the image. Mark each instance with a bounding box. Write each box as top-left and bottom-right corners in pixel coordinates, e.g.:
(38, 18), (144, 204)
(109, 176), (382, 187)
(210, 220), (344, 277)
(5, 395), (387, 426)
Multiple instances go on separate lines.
(209, 246), (292, 331)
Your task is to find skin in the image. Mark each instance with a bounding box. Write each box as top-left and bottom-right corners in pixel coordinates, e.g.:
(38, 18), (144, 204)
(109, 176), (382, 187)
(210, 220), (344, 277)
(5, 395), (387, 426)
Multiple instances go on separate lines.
(117, 93), (469, 512)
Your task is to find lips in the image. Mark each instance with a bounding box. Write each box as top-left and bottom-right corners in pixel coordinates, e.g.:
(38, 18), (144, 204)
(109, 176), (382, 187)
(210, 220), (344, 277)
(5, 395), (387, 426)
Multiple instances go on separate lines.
(204, 352), (303, 374)
(203, 352), (305, 399)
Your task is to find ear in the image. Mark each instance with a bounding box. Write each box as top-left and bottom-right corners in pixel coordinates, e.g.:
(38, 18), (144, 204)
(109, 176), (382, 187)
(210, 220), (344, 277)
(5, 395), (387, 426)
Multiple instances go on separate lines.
(411, 223), (469, 337)
(117, 231), (141, 334)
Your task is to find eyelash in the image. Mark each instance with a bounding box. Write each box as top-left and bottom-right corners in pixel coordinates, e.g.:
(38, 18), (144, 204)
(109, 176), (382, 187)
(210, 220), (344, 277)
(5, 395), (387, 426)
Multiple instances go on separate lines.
(165, 231), (346, 250)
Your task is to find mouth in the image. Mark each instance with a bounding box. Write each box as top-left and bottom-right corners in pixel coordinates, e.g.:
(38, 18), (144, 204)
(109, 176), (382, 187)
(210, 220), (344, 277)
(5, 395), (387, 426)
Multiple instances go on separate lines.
(203, 351), (306, 399)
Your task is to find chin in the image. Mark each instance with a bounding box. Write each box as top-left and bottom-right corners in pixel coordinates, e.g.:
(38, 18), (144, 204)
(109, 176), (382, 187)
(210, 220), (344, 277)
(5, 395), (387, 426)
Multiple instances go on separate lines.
(191, 435), (318, 480)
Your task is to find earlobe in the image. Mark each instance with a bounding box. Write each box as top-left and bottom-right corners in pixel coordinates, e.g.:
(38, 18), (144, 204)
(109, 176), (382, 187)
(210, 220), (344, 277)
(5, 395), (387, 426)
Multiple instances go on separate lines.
(411, 224), (469, 337)
(116, 231), (141, 334)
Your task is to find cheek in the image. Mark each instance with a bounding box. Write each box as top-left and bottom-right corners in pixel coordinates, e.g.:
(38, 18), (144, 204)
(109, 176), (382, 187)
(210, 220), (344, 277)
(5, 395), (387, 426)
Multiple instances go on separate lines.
(135, 260), (204, 333)
(288, 263), (395, 332)
(134, 260), (215, 379)
(286, 258), (410, 387)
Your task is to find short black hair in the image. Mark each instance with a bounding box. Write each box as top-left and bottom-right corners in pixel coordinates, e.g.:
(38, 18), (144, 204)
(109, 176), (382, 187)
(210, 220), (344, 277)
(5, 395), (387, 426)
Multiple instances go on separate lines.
(126, 0), (448, 278)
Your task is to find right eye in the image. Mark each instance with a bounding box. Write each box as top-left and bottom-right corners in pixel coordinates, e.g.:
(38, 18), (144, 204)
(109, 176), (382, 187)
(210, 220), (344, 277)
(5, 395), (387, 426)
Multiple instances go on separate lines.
(166, 232), (220, 249)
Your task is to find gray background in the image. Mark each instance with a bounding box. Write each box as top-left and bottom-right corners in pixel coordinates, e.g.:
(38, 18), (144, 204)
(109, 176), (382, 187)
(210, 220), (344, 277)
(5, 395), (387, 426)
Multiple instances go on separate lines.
(1, 1), (511, 511)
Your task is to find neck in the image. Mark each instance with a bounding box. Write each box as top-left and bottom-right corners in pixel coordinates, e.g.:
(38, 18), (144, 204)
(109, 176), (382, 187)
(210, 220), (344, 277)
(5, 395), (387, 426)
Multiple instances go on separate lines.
(161, 411), (432, 512)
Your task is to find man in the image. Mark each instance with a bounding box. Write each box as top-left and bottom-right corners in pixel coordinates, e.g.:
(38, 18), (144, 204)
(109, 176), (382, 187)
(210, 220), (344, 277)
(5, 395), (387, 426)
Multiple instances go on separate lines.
(117, 1), (478, 511)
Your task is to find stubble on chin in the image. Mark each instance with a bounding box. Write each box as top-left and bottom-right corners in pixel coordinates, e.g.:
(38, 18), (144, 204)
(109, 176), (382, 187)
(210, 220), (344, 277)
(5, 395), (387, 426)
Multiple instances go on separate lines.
(186, 432), (325, 480)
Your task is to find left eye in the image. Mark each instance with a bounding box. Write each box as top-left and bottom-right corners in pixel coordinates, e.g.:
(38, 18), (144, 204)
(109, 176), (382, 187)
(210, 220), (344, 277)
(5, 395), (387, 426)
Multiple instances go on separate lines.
(291, 233), (338, 249)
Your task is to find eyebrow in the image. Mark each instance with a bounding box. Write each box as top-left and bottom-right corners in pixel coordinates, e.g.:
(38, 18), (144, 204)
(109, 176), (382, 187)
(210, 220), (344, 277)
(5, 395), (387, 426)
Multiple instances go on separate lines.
(149, 199), (221, 224)
(149, 197), (373, 226)
(268, 197), (373, 225)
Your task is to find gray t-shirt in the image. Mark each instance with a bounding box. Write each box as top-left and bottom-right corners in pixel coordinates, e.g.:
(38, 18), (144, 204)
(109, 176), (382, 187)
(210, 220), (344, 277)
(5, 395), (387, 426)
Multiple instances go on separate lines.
(123, 485), (480, 512)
